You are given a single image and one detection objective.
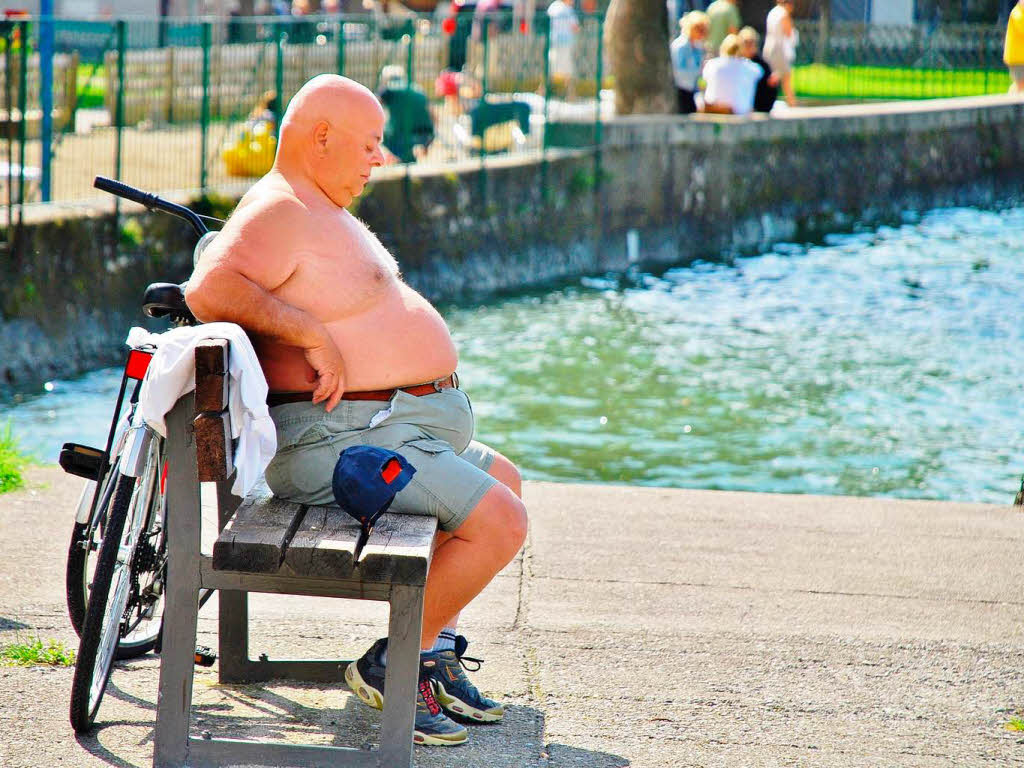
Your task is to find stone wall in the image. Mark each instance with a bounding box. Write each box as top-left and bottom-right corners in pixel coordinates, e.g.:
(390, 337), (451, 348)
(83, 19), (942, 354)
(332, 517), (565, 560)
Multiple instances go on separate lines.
(2, 95), (1023, 394)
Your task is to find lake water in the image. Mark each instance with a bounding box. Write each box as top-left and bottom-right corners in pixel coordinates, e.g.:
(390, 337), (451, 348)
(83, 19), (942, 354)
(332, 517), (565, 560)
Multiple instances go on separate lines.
(4, 205), (1023, 504)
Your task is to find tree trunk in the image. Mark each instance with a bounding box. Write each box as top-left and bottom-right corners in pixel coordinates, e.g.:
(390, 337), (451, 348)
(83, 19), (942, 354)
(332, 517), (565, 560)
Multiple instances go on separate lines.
(603, 0), (674, 115)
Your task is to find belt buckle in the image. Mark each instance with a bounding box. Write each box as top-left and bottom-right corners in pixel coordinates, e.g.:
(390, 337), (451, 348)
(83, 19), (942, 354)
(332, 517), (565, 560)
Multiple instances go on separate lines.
(432, 373), (458, 393)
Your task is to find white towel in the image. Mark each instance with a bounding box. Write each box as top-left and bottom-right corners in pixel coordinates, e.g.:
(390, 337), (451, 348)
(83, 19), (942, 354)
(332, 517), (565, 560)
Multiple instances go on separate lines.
(126, 322), (276, 497)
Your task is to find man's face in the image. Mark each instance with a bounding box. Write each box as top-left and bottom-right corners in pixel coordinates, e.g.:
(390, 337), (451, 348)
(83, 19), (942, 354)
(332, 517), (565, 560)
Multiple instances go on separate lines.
(741, 39), (757, 57)
(318, 102), (385, 205)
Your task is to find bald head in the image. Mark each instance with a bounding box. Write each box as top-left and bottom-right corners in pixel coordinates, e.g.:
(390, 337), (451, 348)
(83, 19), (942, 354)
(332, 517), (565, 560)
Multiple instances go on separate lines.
(275, 74), (386, 207)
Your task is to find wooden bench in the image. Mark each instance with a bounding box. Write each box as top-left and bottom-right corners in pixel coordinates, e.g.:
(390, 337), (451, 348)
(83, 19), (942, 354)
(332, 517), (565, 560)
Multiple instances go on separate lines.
(153, 338), (438, 768)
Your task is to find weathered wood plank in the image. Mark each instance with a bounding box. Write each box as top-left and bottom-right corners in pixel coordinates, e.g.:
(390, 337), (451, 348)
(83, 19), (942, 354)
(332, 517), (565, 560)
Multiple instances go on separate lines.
(282, 505), (359, 579)
(357, 514), (437, 586)
(194, 339), (229, 413)
(212, 490), (306, 573)
(194, 411), (233, 483)
(284, 507), (435, 585)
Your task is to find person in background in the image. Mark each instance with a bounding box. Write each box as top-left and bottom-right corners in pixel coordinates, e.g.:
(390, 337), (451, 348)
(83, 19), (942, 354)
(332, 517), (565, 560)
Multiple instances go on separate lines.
(547, 0), (581, 85)
(1005, 0), (1024, 93)
(670, 11), (709, 115)
(472, 0), (504, 41)
(701, 33), (762, 115)
(762, 0), (797, 106)
(706, 0), (741, 56)
(377, 65), (435, 164)
(739, 26), (779, 114)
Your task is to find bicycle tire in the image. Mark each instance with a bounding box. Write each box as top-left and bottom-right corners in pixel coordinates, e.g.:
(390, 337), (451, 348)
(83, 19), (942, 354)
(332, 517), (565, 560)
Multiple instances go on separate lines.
(69, 434), (166, 734)
(66, 452), (164, 660)
(69, 471), (137, 733)
(65, 476), (108, 638)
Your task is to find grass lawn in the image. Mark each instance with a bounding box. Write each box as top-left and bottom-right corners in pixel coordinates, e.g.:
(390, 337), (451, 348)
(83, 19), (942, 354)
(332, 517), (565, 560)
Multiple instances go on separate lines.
(793, 63), (1009, 101)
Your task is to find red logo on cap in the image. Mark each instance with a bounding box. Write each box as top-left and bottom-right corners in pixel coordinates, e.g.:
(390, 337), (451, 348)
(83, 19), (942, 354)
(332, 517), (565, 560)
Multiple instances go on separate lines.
(381, 458), (402, 484)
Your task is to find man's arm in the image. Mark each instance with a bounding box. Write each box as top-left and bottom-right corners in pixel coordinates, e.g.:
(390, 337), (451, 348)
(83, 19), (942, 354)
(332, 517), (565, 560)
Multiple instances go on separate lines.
(184, 197), (346, 411)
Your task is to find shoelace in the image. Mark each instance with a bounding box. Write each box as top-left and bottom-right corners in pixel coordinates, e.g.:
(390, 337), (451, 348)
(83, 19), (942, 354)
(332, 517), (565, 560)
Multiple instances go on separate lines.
(452, 634), (483, 672)
(453, 651), (483, 672)
(419, 678), (442, 716)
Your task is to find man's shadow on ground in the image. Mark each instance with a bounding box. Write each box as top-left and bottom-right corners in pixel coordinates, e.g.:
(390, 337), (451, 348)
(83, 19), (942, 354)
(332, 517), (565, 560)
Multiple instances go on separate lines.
(76, 676), (629, 768)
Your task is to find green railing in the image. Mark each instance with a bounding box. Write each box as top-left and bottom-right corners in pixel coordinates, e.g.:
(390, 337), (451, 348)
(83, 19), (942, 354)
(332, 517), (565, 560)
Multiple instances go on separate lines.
(1, 16), (1015, 215)
(793, 20), (1009, 101)
(0, 13), (609, 211)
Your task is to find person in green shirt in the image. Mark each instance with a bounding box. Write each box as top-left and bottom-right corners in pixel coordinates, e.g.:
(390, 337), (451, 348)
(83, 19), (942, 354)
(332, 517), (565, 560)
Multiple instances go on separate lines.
(706, 0), (742, 55)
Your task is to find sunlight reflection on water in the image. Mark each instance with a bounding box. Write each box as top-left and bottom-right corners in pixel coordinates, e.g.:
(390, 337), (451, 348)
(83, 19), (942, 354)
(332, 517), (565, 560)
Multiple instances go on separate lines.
(4, 205), (1023, 503)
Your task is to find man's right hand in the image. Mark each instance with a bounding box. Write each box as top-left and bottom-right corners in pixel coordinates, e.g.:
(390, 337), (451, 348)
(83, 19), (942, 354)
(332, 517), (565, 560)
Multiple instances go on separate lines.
(304, 340), (346, 412)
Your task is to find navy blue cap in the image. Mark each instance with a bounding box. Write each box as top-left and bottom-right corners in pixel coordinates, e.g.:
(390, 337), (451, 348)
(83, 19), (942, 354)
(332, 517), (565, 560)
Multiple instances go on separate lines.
(332, 446), (416, 529)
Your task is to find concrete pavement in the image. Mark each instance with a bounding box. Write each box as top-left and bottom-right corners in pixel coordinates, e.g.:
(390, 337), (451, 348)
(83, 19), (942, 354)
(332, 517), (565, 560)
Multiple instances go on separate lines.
(0, 466), (1022, 767)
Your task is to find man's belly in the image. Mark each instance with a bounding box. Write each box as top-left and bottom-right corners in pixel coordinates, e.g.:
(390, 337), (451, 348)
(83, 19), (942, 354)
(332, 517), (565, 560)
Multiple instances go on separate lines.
(257, 285), (459, 393)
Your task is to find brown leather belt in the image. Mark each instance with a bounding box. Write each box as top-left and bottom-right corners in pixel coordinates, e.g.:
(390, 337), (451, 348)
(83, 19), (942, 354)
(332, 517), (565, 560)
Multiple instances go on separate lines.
(267, 373), (458, 408)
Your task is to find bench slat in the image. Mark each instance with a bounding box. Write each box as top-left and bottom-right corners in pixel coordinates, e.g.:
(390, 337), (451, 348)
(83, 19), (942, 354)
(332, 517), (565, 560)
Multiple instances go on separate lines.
(212, 488), (306, 573)
(357, 513), (437, 586)
(194, 339), (229, 413)
(284, 507), (435, 585)
(194, 411), (233, 483)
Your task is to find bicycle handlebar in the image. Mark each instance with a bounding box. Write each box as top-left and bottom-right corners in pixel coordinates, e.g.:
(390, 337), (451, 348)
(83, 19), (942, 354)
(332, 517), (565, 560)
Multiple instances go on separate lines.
(93, 176), (209, 237)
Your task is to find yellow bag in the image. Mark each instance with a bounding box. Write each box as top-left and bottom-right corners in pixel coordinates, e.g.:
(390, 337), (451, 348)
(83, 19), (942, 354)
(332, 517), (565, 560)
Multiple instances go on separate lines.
(222, 119), (277, 178)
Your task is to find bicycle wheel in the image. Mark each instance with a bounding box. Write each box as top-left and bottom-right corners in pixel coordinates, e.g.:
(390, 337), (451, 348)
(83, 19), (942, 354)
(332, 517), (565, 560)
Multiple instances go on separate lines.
(69, 439), (163, 733)
(65, 450), (164, 660)
(65, 473), (111, 637)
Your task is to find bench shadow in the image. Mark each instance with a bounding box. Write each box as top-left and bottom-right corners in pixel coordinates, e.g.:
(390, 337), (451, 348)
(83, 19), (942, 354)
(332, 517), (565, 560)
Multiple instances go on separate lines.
(74, 677), (629, 768)
(193, 683), (629, 768)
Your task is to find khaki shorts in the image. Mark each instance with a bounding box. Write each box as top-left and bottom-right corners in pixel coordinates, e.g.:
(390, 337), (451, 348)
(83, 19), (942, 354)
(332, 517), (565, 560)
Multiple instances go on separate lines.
(264, 387), (496, 532)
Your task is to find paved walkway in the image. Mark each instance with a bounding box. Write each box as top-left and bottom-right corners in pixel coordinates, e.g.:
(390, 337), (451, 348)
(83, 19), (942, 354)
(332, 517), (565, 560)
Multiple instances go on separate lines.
(0, 466), (1022, 767)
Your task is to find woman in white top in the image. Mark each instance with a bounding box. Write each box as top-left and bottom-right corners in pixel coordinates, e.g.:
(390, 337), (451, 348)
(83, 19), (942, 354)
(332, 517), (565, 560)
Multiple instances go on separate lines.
(762, 0), (797, 106)
(701, 34), (763, 115)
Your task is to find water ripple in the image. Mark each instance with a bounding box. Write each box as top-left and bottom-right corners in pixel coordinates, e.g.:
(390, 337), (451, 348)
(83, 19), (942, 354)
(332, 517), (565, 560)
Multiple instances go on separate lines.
(4, 205), (1024, 504)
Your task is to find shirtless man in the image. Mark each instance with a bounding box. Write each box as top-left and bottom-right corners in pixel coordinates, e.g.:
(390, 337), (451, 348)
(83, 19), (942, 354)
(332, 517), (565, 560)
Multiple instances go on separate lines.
(185, 74), (528, 746)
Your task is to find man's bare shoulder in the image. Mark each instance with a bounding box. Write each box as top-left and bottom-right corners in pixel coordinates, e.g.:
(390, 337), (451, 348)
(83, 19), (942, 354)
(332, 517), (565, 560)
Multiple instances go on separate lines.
(196, 180), (317, 291)
(227, 179), (314, 238)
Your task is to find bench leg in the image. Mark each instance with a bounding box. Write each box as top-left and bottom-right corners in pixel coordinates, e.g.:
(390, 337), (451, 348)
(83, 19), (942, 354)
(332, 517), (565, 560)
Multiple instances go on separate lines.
(214, 478), (255, 684)
(379, 584), (425, 768)
(218, 589), (251, 682)
(154, 401), (202, 768)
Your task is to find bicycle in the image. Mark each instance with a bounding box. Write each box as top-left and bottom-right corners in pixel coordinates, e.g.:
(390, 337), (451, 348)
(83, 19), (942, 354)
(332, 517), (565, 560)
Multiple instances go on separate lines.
(63, 176), (218, 733)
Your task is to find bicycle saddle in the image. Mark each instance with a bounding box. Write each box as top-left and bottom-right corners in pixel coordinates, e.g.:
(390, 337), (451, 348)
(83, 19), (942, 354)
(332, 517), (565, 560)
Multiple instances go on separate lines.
(143, 282), (197, 325)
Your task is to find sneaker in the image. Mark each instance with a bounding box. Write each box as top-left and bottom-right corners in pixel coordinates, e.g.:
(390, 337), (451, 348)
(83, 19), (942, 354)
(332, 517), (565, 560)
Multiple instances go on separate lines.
(345, 638), (469, 746)
(421, 635), (505, 723)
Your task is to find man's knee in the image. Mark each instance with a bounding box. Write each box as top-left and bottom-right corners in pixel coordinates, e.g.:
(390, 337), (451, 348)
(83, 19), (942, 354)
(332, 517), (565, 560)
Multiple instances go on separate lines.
(488, 452), (522, 497)
(460, 483), (527, 560)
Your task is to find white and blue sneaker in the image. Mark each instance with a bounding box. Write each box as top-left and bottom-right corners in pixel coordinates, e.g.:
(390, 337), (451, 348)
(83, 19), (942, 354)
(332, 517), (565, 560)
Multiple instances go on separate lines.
(345, 638), (469, 746)
(421, 635), (505, 723)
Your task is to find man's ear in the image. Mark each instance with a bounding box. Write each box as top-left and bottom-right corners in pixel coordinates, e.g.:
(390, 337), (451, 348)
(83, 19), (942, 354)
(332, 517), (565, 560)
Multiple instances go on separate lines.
(313, 120), (330, 156)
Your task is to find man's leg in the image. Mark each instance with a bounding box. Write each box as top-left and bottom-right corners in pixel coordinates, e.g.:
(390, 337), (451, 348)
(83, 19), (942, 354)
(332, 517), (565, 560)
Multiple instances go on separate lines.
(418, 450), (522, 722)
(346, 443), (525, 738)
(420, 475), (526, 648)
(427, 450), (522, 647)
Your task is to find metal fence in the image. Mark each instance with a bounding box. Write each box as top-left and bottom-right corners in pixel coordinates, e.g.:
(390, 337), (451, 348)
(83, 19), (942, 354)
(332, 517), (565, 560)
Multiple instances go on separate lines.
(0, 16), (1014, 218)
(793, 20), (1009, 100)
(0, 13), (609, 213)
